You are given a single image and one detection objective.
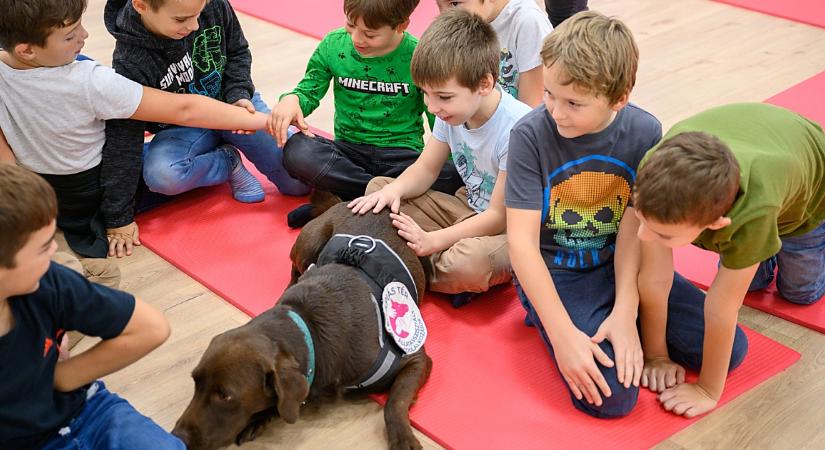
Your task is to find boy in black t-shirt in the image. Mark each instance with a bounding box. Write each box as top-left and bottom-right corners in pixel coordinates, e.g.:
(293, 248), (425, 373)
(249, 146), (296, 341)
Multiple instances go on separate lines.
(0, 164), (182, 449)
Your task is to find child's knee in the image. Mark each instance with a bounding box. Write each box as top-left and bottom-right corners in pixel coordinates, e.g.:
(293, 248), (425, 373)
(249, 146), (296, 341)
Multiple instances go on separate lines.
(143, 169), (188, 196)
(432, 242), (495, 293)
(777, 282), (825, 305)
(571, 383), (639, 418)
(729, 326), (750, 370)
(282, 134), (321, 179)
(366, 176), (394, 195)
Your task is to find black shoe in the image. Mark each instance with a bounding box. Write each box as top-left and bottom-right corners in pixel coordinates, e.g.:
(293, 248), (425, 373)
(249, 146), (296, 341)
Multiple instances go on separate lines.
(287, 203), (315, 228)
(450, 291), (479, 308)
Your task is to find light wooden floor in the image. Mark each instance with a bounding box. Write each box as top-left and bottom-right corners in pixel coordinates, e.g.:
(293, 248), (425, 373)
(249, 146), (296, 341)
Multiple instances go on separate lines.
(76, 0), (825, 448)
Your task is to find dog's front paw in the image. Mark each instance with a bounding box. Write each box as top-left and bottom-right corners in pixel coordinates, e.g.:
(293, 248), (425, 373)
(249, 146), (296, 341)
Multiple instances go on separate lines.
(387, 426), (423, 450)
(235, 418), (271, 446)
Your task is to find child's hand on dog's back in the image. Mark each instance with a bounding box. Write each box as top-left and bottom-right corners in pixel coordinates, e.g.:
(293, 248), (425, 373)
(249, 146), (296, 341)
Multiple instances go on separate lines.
(348, 184), (403, 215)
(268, 94), (314, 147)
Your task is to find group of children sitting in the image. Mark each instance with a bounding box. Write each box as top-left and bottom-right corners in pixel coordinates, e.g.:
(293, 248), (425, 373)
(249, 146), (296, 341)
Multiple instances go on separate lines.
(2, 0), (824, 447)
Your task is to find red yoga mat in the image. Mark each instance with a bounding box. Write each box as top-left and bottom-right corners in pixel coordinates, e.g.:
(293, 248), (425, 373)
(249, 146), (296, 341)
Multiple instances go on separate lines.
(714, 0), (825, 29)
(766, 71), (825, 126)
(137, 171), (799, 449)
(674, 245), (825, 334)
(229, 0), (440, 40)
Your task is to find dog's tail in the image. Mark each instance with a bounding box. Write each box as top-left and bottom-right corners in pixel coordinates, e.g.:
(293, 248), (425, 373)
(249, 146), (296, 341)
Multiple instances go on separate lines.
(309, 190), (342, 218)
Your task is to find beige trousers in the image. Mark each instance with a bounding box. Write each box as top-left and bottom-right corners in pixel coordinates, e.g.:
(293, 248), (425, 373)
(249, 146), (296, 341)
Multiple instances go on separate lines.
(367, 177), (511, 294)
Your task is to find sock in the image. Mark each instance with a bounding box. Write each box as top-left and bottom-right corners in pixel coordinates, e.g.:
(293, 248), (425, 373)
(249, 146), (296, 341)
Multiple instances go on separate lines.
(287, 203), (315, 228)
(224, 146), (265, 203)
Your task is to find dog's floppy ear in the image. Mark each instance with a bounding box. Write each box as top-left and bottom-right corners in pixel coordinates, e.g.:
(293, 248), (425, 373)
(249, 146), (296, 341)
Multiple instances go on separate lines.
(269, 350), (309, 424)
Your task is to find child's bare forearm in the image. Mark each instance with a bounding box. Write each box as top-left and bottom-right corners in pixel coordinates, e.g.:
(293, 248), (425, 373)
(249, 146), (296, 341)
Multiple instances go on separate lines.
(613, 208), (641, 318)
(697, 264), (758, 398)
(638, 241), (674, 357)
(53, 299), (170, 392)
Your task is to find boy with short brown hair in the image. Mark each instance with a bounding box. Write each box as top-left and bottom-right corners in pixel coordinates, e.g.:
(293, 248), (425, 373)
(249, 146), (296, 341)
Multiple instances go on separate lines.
(0, 0), (271, 263)
(0, 164), (182, 449)
(634, 102), (825, 417)
(270, 0), (463, 228)
(349, 9), (531, 305)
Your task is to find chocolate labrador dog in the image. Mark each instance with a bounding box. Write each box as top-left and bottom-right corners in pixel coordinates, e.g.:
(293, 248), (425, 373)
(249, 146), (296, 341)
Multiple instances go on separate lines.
(172, 193), (432, 450)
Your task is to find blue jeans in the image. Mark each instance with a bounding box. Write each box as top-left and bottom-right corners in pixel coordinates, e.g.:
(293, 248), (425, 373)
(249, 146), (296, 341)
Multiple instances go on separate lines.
(749, 220), (825, 304)
(143, 92), (310, 197)
(515, 265), (748, 418)
(41, 381), (184, 450)
(282, 134), (464, 200)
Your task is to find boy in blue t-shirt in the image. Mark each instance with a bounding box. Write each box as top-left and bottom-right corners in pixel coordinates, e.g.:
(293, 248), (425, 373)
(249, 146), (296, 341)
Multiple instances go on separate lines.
(504, 11), (747, 418)
(0, 164), (182, 449)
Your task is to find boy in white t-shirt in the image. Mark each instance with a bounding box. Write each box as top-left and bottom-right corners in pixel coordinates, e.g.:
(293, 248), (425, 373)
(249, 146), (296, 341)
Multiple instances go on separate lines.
(436, 0), (552, 107)
(349, 10), (531, 306)
(0, 0), (270, 271)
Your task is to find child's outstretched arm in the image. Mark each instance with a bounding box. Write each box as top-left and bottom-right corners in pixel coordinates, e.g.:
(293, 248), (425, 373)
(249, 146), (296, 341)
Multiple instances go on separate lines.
(638, 239), (684, 392)
(659, 263), (758, 418)
(0, 128), (15, 164)
(348, 137), (451, 215)
(53, 297), (170, 392)
(131, 87), (268, 132)
(508, 207), (615, 406)
(391, 170), (507, 257)
(268, 40), (334, 146)
(591, 207), (643, 389)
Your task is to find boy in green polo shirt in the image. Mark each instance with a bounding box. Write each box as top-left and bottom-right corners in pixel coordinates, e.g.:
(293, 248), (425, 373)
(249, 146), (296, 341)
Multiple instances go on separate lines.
(268, 0), (463, 227)
(633, 102), (825, 417)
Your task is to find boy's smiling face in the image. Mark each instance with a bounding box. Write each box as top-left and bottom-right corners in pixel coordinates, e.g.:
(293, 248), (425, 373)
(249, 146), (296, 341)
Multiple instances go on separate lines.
(0, 221), (57, 299)
(133, 0), (207, 40)
(345, 16), (406, 58)
(542, 62), (628, 139)
(420, 76), (492, 127)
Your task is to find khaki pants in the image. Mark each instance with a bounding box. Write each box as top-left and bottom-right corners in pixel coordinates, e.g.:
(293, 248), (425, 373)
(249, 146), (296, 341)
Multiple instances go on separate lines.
(53, 233), (121, 289)
(367, 177), (511, 294)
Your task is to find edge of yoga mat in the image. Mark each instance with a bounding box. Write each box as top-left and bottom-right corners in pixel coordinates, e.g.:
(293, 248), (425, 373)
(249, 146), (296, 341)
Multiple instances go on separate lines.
(714, 0), (825, 30)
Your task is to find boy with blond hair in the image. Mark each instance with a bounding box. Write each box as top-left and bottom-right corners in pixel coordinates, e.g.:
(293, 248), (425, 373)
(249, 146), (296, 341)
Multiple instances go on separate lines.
(505, 11), (748, 418)
(350, 9), (530, 306)
(436, 0), (552, 107)
(270, 0), (463, 228)
(0, 164), (182, 448)
(634, 103), (825, 417)
(0, 0), (272, 262)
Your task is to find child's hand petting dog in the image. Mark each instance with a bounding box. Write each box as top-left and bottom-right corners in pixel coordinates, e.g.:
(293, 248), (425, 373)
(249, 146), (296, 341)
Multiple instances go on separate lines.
(107, 222), (141, 258)
(348, 185), (403, 215)
(268, 94), (314, 147)
(390, 212), (442, 256)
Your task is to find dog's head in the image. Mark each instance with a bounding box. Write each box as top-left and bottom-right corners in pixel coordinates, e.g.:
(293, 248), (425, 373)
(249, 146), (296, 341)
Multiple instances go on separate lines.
(172, 327), (310, 450)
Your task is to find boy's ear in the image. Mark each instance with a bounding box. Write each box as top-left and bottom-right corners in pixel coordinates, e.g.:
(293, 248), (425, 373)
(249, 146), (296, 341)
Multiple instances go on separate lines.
(477, 73), (496, 95)
(12, 43), (37, 62)
(610, 91), (630, 112)
(394, 19), (411, 34)
(132, 0), (150, 15)
(707, 216), (732, 230)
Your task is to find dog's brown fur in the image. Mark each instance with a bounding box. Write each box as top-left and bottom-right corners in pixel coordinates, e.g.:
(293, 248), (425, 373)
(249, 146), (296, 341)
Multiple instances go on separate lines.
(172, 193), (432, 450)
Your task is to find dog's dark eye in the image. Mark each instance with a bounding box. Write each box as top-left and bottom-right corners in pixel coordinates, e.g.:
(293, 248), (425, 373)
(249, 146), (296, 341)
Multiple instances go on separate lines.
(215, 389), (233, 402)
